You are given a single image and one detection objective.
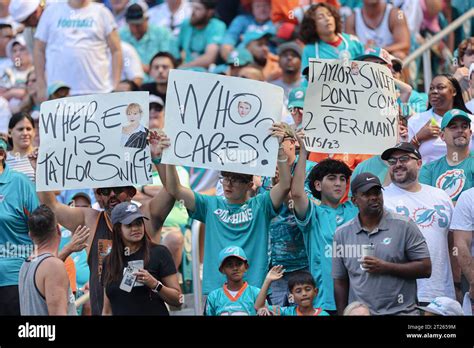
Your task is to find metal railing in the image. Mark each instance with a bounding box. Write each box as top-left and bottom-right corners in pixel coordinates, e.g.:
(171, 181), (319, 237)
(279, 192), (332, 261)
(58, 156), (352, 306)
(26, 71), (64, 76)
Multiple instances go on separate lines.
(403, 8), (474, 93)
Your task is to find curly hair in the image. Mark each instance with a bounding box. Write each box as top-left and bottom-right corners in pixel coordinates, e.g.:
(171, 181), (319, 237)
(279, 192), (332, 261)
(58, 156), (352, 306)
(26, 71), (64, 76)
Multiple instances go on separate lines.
(307, 159), (352, 200)
(299, 3), (342, 44)
(457, 37), (474, 67)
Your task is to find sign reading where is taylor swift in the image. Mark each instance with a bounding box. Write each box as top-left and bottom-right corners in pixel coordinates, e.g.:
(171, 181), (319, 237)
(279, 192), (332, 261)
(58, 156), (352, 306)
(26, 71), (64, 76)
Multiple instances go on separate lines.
(36, 92), (153, 191)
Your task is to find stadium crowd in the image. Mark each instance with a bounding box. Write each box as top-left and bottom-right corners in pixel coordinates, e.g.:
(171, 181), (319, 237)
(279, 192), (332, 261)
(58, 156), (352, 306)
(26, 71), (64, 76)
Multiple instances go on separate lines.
(0, 0), (474, 316)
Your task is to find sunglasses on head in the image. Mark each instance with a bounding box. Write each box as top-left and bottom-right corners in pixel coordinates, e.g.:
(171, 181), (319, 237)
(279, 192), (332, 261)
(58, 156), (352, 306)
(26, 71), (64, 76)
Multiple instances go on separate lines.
(97, 187), (126, 196)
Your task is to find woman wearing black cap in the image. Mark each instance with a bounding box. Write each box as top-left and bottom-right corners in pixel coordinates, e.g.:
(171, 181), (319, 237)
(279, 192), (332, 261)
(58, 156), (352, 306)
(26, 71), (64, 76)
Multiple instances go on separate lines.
(102, 202), (182, 315)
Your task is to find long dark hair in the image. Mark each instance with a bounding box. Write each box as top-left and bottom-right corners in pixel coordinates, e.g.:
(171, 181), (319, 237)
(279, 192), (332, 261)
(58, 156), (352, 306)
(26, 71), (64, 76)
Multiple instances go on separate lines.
(299, 3), (342, 44)
(102, 219), (153, 286)
(8, 112), (35, 147)
(427, 74), (470, 113)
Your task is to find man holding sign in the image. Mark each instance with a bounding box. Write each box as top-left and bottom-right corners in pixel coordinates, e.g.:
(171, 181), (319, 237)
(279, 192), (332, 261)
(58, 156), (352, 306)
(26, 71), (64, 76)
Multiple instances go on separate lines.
(31, 93), (174, 315)
(159, 122), (291, 295)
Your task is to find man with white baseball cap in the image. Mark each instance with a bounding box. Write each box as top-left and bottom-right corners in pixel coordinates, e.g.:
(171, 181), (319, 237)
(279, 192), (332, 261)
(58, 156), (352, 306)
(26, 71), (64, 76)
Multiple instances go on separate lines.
(417, 296), (464, 316)
(8, 0), (47, 53)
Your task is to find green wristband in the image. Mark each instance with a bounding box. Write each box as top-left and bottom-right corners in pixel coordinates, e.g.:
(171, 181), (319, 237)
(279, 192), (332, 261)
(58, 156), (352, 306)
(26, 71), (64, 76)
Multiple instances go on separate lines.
(152, 157), (162, 165)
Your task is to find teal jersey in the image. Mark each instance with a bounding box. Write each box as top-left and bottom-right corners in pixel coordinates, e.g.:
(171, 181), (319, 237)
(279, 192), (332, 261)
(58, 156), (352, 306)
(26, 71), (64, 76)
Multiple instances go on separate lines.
(59, 226), (90, 289)
(205, 282), (260, 316)
(260, 157), (316, 272)
(177, 18), (227, 64)
(296, 200), (358, 311)
(268, 305), (330, 316)
(349, 155), (389, 197)
(301, 32), (364, 72)
(419, 156), (474, 202)
(190, 191), (279, 294)
(0, 165), (39, 286)
(119, 24), (179, 64)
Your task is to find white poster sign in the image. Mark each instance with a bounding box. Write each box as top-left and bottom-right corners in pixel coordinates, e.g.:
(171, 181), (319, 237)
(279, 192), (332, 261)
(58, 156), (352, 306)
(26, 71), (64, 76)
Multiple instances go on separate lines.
(162, 70), (284, 177)
(36, 92), (153, 191)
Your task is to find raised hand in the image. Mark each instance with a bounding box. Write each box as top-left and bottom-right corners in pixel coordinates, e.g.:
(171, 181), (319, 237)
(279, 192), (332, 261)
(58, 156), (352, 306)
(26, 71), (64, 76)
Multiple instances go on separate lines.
(68, 225), (90, 252)
(27, 149), (39, 171)
(265, 265), (285, 282)
(148, 130), (170, 160)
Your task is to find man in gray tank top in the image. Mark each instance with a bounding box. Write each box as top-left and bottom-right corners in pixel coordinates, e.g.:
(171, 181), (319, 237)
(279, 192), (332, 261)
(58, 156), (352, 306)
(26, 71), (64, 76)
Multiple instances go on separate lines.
(19, 205), (77, 315)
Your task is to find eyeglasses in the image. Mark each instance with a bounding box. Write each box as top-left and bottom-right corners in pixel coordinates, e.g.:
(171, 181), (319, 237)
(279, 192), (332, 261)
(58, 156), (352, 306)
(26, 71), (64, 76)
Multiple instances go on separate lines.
(464, 49), (474, 56)
(219, 177), (248, 186)
(97, 187), (126, 196)
(387, 155), (418, 166)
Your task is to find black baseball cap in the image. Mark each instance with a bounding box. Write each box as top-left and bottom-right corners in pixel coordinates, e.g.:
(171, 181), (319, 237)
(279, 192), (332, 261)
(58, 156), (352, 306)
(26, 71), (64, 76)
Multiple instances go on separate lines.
(381, 142), (422, 161)
(69, 192), (92, 206)
(111, 202), (149, 225)
(351, 172), (383, 194)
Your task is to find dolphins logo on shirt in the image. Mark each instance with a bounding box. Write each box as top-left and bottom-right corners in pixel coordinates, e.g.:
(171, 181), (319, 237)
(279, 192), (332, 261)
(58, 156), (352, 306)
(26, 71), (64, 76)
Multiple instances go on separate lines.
(412, 208), (437, 228)
(436, 169), (466, 199)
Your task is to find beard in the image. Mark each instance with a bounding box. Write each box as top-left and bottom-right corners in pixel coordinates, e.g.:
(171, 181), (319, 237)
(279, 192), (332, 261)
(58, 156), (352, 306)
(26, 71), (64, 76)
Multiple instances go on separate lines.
(453, 136), (470, 148)
(390, 167), (417, 186)
(254, 55), (267, 67)
(191, 14), (208, 27)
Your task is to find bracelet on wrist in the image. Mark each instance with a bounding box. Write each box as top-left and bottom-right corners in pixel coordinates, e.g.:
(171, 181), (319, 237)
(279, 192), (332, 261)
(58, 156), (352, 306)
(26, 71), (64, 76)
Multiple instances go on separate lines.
(152, 157), (162, 165)
(151, 280), (163, 293)
(277, 156), (289, 163)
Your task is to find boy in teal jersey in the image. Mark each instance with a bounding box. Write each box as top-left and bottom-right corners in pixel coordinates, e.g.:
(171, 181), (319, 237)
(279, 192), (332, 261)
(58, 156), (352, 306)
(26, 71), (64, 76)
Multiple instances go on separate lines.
(160, 123), (291, 294)
(205, 246), (261, 316)
(256, 267), (329, 316)
(419, 109), (474, 203)
(290, 130), (358, 314)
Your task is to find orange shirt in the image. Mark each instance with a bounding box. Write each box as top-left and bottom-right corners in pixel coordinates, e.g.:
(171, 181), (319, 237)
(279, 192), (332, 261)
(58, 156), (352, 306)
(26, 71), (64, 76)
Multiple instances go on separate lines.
(271, 0), (341, 24)
(64, 256), (77, 294)
(263, 52), (282, 81)
(308, 152), (373, 202)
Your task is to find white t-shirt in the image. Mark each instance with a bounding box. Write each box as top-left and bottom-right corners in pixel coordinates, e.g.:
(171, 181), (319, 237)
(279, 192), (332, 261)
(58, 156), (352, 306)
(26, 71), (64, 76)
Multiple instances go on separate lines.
(408, 109), (474, 164)
(384, 183), (455, 302)
(148, 0), (193, 37)
(450, 187), (474, 255)
(466, 99), (474, 113)
(148, 0), (192, 37)
(0, 96), (11, 133)
(109, 41), (144, 83)
(35, 2), (117, 95)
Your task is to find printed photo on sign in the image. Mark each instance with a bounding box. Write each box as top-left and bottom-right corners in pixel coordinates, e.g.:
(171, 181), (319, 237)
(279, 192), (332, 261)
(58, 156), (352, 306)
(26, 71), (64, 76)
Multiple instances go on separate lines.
(121, 103), (149, 150)
(303, 58), (398, 154)
(161, 70), (284, 177)
(36, 92), (153, 191)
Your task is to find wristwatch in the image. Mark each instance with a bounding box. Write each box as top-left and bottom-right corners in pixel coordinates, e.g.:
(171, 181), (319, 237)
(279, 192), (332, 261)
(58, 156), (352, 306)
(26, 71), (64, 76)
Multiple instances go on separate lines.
(151, 280), (163, 293)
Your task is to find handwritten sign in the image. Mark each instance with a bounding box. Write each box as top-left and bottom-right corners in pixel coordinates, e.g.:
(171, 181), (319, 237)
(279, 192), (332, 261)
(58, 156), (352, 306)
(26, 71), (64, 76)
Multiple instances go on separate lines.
(161, 70), (283, 177)
(303, 59), (398, 154)
(36, 92), (153, 191)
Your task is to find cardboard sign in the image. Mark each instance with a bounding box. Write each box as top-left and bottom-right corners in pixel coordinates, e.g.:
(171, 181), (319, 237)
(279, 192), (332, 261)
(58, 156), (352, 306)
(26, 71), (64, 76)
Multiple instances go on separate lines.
(162, 70), (284, 177)
(36, 92), (153, 191)
(303, 59), (398, 154)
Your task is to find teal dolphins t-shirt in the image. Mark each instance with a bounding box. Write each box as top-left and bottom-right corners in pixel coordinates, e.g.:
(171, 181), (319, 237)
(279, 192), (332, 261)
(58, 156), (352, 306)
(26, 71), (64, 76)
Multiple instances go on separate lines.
(190, 191), (279, 294)
(205, 282), (260, 316)
(296, 200), (358, 311)
(177, 18), (227, 64)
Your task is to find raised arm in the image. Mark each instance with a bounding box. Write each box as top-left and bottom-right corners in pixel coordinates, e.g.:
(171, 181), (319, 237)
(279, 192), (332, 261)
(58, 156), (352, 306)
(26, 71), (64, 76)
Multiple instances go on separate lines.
(269, 123), (292, 211)
(165, 164), (196, 212)
(255, 266), (284, 310)
(291, 129), (310, 220)
(29, 151), (87, 232)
